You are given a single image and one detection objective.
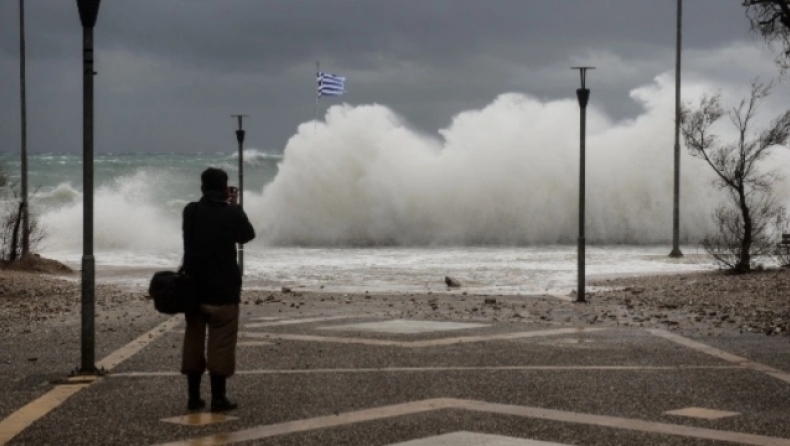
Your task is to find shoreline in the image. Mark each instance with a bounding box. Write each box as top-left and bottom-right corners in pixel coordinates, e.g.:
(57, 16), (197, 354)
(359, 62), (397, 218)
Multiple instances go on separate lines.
(37, 257), (720, 297)
(1, 264), (788, 339)
(35, 244), (722, 297)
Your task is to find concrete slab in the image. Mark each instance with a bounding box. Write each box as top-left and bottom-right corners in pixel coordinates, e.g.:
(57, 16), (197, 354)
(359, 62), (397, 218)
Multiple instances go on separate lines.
(237, 341), (273, 347)
(535, 338), (597, 348)
(245, 316), (352, 329)
(318, 319), (488, 334)
(388, 431), (573, 445)
(160, 413), (238, 426)
(664, 407), (740, 420)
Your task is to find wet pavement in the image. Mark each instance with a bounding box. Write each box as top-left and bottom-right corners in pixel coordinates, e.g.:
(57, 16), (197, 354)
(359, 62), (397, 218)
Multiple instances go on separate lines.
(2, 297), (790, 446)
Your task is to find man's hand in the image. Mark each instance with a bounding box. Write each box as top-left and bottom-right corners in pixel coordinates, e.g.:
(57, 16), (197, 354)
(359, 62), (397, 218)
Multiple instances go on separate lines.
(227, 187), (239, 205)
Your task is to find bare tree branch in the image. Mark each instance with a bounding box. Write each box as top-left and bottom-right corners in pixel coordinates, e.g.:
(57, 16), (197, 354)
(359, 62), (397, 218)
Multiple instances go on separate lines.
(681, 80), (790, 273)
(745, 0), (790, 71)
(0, 160), (47, 263)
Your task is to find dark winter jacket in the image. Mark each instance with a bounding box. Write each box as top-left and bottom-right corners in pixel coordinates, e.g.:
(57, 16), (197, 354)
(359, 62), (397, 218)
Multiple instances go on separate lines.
(182, 191), (256, 305)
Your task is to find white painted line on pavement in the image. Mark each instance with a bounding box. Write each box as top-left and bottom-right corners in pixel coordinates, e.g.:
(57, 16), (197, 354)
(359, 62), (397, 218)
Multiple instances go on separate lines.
(237, 341), (273, 347)
(153, 399), (457, 446)
(241, 327), (608, 348)
(664, 406), (740, 420)
(152, 397), (790, 446)
(459, 398), (790, 446)
(161, 413), (238, 426)
(110, 364), (740, 378)
(647, 329), (790, 385)
(318, 319), (489, 334)
(389, 431), (573, 446)
(244, 315), (353, 329)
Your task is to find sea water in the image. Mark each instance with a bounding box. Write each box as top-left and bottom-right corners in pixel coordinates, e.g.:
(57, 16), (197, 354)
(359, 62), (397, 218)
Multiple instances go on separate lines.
(3, 76), (789, 293)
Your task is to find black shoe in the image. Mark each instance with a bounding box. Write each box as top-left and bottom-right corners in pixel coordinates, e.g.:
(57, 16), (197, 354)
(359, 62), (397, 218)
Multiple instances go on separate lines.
(209, 374), (238, 412)
(210, 396), (238, 412)
(187, 398), (206, 411)
(186, 373), (204, 411)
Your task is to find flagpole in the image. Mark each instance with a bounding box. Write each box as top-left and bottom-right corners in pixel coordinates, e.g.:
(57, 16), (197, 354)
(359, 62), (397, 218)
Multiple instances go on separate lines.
(314, 61), (319, 132)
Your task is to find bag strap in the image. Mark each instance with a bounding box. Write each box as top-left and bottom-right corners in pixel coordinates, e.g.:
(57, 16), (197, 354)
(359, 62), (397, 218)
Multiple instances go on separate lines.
(179, 202), (198, 274)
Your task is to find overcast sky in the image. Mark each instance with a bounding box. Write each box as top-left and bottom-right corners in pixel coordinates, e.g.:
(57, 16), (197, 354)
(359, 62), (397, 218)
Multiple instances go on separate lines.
(0, 1), (784, 155)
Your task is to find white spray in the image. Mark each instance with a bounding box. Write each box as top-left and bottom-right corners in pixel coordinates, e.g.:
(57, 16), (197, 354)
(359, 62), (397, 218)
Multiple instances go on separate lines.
(38, 74), (790, 254)
(248, 74), (759, 246)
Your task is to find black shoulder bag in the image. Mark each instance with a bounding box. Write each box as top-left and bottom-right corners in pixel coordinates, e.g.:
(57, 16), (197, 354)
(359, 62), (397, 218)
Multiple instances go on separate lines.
(148, 203), (199, 314)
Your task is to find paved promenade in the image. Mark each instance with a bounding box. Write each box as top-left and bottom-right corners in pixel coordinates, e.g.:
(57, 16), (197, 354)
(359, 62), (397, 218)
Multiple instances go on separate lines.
(1, 293), (790, 446)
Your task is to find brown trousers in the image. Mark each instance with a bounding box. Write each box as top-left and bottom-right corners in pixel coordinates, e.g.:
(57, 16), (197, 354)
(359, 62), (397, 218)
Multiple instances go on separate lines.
(181, 304), (239, 377)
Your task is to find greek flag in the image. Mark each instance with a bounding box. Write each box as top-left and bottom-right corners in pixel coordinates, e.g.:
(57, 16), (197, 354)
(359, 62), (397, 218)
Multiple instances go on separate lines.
(317, 72), (346, 97)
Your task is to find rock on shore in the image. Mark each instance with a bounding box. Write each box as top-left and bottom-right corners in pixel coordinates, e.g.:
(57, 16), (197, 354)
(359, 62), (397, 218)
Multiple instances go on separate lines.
(592, 268), (790, 336)
(0, 269), (147, 335)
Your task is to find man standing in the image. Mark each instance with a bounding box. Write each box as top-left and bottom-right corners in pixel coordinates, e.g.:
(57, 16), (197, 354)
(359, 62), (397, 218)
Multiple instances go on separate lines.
(181, 167), (255, 412)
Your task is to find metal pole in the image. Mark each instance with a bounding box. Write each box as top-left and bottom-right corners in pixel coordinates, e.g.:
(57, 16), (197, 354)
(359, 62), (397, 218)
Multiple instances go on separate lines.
(20, 0), (29, 256)
(77, 0), (101, 374)
(670, 0), (684, 258)
(315, 61), (319, 131)
(572, 67), (594, 304)
(232, 115), (247, 275)
(80, 25), (96, 374)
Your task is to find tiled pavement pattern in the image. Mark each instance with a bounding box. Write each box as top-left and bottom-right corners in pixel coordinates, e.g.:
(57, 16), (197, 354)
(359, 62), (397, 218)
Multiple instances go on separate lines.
(2, 312), (790, 446)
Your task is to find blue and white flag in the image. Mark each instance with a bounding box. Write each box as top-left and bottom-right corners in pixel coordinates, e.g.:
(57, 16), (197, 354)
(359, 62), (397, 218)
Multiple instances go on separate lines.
(317, 72), (346, 97)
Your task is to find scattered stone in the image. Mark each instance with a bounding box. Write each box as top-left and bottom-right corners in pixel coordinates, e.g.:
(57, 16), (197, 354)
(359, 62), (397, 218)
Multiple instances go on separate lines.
(281, 286), (292, 293)
(445, 276), (461, 288)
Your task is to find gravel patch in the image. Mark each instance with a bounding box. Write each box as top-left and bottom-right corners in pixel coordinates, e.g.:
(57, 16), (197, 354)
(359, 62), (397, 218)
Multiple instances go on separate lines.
(591, 268), (790, 336)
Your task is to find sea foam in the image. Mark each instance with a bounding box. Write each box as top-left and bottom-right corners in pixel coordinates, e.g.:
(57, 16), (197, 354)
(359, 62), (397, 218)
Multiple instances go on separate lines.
(40, 170), (181, 253)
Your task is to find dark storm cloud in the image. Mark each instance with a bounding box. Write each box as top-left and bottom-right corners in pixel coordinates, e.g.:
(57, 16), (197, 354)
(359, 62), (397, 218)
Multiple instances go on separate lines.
(0, 1), (773, 155)
(5, 1), (748, 72)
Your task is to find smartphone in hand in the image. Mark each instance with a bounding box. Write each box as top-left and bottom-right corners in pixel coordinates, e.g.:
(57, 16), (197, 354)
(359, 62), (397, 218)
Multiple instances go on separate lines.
(227, 186), (239, 205)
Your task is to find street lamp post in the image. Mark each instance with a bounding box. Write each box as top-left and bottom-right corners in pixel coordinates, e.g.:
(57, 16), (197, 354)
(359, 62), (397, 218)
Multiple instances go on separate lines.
(76, 0), (101, 374)
(670, 0), (684, 258)
(232, 114), (247, 275)
(572, 66), (594, 304)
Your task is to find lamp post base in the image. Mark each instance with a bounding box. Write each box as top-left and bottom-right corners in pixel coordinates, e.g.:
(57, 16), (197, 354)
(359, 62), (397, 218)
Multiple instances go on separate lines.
(669, 248), (683, 258)
(74, 366), (103, 376)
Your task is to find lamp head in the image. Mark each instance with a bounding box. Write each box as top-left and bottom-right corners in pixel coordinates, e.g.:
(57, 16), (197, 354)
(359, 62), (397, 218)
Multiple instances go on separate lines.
(76, 0), (101, 28)
(571, 66), (596, 89)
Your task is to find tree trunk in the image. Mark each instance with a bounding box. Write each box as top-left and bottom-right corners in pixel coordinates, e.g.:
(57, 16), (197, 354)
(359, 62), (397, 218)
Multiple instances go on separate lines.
(738, 186), (752, 273)
(9, 201), (23, 262)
